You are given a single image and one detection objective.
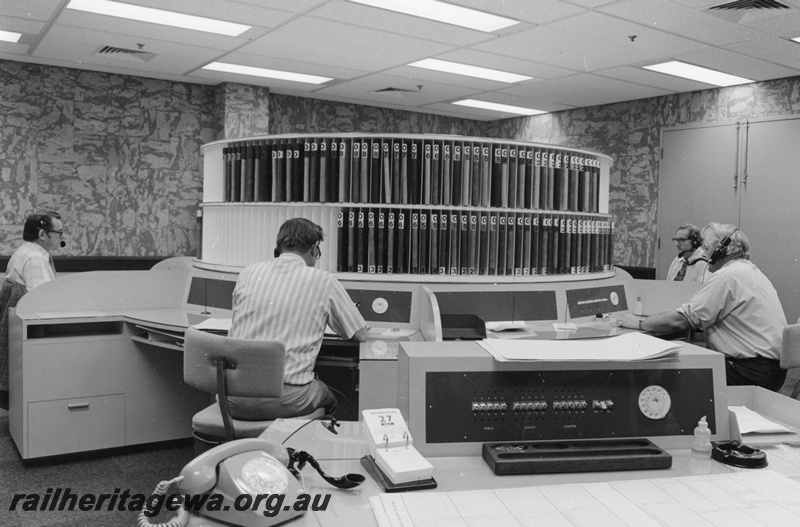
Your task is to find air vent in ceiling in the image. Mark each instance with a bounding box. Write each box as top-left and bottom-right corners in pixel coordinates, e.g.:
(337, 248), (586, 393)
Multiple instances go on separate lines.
(709, 0), (789, 10)
(94, 45), (156, 63)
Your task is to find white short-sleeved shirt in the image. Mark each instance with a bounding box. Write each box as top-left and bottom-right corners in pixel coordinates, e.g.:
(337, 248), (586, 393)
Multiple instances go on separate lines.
(5, 242), (56, 291)
(229, 253), (366, 384)
(677, 259), (786, 360)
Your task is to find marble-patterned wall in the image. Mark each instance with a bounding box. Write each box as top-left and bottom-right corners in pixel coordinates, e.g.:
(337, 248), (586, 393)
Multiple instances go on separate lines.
(484, 76), (800, 268)
(0, 60), (218, 258)
(268, 93), (484, 136)
(220, 82), (271, 139)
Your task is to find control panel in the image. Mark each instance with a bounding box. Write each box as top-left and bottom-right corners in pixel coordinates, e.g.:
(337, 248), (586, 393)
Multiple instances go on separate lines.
(397, 341), (729, 456)
(425, 369), (714, 446)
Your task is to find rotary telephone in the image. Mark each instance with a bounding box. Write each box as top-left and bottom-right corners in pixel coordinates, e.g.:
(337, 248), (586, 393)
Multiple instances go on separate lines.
(138, 437), (364, 527)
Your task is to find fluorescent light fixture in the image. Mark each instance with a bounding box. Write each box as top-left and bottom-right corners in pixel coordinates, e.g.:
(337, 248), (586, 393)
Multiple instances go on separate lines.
(203, 62), (332, 85)
(66, 0), (250, 37)
(0, 30), (22, 43)
(792, 37), (800, 44)
(409, 58), (531, 83)
(349, 0), (518, 32)
(643, 61), (752, 87)
(453, 99), (546, 116)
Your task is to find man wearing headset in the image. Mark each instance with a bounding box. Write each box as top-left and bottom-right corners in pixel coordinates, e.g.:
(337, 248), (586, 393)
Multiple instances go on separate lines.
(227, 217), (368, 420)
(619, 223), (787, 391)
(665, 224), (707, 282)
(1, 211), (65, 409)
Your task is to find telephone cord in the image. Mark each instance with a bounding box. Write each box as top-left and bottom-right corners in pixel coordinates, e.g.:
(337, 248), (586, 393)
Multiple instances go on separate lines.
(137, 475), (189, 527)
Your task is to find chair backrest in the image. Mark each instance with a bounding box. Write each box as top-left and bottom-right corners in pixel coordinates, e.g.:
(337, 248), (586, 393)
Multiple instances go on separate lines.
(781, 323), (800, 370)
(183, 327), (285, 398)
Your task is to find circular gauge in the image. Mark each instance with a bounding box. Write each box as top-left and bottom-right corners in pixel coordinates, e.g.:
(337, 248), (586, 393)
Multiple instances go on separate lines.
(371, 340), (388, 356)
(372, 297), (389, 315)
(638, 385), (671, 420)
(610, 292), (619, 306)
(241, 456), (290, 494)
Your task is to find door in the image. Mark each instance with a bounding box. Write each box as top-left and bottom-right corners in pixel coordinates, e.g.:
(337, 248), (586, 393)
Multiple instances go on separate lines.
(657, 124), (741, 278)
(739, 117), (800, 324)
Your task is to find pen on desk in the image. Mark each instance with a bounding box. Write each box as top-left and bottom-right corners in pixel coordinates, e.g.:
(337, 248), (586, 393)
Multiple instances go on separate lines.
(354, 301), (362, 307)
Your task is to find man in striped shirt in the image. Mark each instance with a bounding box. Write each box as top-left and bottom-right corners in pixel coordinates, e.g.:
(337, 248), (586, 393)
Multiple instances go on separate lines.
(227, 218), (368, 419)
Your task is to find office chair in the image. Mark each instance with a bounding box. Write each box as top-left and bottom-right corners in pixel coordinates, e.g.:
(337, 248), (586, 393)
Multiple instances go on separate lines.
(781, 320), (800, 399)
(183, 328), (323, 452)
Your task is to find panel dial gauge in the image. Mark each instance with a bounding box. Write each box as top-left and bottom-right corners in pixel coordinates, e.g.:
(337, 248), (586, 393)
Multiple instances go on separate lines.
(638, 385), (671, 420)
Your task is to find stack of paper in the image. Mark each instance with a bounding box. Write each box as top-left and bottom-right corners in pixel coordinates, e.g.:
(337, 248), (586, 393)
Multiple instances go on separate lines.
(478, 332), (681, 362)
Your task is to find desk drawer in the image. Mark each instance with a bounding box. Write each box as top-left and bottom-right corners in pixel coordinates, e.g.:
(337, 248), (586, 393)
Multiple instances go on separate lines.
(28, 394), (125, 458)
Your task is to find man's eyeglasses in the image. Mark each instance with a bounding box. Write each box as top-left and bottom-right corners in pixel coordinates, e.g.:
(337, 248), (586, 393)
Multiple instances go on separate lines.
(47, 229), (64, 238)
(672, 237), (690, 243)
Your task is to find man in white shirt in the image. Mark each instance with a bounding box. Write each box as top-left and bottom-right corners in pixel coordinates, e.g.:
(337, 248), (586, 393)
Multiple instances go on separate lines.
(1, 211), (65, 409)
(665, 224), (707, 282)
(618, 223), (787, 391)
(227, 218), (368, 419)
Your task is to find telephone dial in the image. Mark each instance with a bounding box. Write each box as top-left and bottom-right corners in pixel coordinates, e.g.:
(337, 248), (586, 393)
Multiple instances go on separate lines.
(138, 437), (364, 527)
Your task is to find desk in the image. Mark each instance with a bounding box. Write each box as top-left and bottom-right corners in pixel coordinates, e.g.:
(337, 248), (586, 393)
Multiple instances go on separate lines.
(245, 388), (800, 527)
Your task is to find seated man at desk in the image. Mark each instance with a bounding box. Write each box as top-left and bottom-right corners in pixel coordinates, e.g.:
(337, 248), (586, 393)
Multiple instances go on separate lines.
(666, 223), (707, 282)
(227, 217), (368, 419)
(618, 223), (787, 391)
(1, 211), (64, 410)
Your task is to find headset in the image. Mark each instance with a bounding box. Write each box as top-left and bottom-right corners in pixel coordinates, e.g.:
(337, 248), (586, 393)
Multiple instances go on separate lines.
(708, 229), (738, 265)
(37, 212), (66, 248)
(711, 440), (767, 468)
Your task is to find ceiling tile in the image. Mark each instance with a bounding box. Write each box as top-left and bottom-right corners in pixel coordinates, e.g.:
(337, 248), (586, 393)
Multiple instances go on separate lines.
(307, 1), (495, 47)
(673, 47), (800, 80)
(450, 0), (587, 25)
(33, 24), (229, 76)
(433, 49), (579, 80)
(313, 73), (479, 106)
(2, 0), (62, 21)
(236, 17), (455, 72)
(499, 73), (673, 107)
(598, 0), (769, 47)
(596, 66), (711, 92)
(54, 10), (249, 50)
(723, 37), (800, 71)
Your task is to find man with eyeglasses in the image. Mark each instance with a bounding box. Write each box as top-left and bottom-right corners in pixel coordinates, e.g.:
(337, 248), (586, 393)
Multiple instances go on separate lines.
(1, 211), (65, 409)
(226, 217), (368, 420)
(665, 224), (707, 282)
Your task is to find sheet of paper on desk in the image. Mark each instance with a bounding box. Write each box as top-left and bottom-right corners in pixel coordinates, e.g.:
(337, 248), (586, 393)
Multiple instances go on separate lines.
(485, 320), (526, 332)
(478, 332), (680, 362)
(370, 471), (800, 527)
(730, 405), (792, 434)
(192, 317), (232, 332)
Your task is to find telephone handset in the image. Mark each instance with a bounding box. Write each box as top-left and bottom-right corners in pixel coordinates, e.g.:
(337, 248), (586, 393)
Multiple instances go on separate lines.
(139, 436), (365, 527)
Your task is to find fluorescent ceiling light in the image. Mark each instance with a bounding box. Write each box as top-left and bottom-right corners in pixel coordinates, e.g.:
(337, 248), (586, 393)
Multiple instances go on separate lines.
(349, 0), (518, 32)
(66, 0), (250, 37)
(453, 99), (546, 116)
(409, 59), (531, 83)
(203, 62), (332, 85)
(0, 30), (22, 43)
(792, 37), (800, 44)
(643, 61), (752, 87)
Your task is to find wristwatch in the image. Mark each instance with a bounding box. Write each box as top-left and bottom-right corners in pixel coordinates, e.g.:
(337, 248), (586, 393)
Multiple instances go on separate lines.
(638, 317), (645, 331)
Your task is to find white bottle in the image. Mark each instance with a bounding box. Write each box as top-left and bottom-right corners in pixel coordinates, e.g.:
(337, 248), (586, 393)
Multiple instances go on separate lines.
(634, 296), (643, 316)
(691, 416), (712, 459)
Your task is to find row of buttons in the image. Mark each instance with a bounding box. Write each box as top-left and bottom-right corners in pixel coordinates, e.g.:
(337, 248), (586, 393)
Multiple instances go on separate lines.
(471, 399), (615, 412)
(471, 401), (508, 411)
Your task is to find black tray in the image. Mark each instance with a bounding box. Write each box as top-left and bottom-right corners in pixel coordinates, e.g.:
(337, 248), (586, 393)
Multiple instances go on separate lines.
(482, 437), (672, 475)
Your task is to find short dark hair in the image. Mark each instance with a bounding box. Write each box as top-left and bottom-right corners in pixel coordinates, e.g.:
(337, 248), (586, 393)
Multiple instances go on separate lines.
(275, 218), (324, 254)
(23, 211), (62, 242)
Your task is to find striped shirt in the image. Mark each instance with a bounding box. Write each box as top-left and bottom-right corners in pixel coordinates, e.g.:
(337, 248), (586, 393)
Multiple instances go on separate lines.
(5, 242), (57, 291)
(229, 253), (366, 384)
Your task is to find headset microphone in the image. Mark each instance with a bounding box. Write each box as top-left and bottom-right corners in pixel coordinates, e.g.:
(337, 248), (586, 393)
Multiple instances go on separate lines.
(60, 240), (66, 248)
(708, 229), (738, 265)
